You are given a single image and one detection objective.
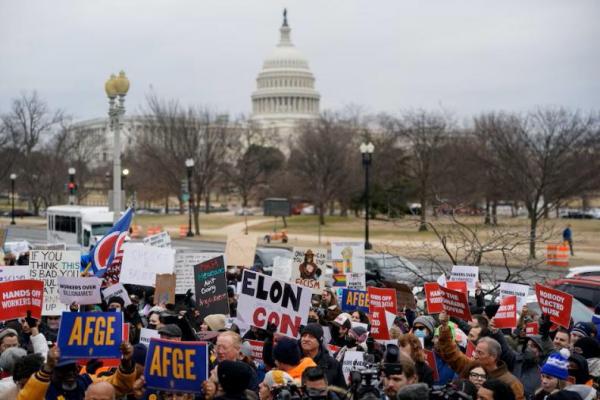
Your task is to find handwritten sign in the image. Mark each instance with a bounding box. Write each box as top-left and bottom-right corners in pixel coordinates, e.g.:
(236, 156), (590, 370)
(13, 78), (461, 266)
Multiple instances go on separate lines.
(57, 276), (102, 305)
(342, 351), (365, 383)
(155, 274), (176, 305)
(102, 283), (132, 306)
(224, 234), (257, 268)
(144, 338), (208, 393)
(57, 312), (123, 359)
(499, 282), (530, 310)
(0, 280), (44, 321)
(535, 283), (573, 328)
(291, 247), (326, 291)
(174, 251), (223, 294)
(0, 265), (30, 282)
(143, 231), (171, 248)
(139, 328), (161, 348)
(29, 250), (80, 316)
(271, 256), (292, 282)
(450, 266), (479, 290)
(194, 256), (229, 319)
(120, 244), (175, 286)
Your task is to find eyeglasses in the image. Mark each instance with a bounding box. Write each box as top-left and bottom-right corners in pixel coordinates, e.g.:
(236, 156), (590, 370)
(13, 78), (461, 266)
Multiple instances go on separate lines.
(469, 372), (486, 380)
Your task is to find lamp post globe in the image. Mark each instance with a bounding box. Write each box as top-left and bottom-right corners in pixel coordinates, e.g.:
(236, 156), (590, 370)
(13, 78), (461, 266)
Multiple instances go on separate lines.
(360, 142), (374, 250)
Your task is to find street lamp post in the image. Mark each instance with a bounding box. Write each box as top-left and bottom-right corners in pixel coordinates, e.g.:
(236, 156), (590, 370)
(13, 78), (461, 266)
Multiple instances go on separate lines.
(360, 142), (375, 250)
(185, 159), (195, 237)
(122, 168), (129, 205)
(68, 167), (76, 205)
(9, 174), (16, 225)
(105, 71), (130, 222)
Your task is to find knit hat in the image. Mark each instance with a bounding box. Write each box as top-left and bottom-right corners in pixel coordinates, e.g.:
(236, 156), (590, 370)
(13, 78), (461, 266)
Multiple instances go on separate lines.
(572, 322), (595, 338)
(301, 323), (324, 342)
(217, 360), (253, 395)
(204, 314), (227, 331)
(262, 369), (294, 389)
(413, 316), (435, 335)
(0, 347), (26, 374)
(133, 343), (147, 366)
(573, 337), (600, 359)
(568, 353), (590, 384)
(107, 296), (125, 307)
(273, 337), (301, 366)
(541, 349), (571, 380)
(0, 328), (18, 343)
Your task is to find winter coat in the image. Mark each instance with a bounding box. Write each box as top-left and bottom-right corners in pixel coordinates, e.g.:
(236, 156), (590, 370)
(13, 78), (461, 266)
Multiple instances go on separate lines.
(313, 349), (347, 389)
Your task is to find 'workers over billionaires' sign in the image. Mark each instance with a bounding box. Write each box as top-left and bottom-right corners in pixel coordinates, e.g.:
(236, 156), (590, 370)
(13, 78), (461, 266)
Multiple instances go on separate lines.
(57, 312), (123, 359)
(535, 283), (573, 328)
(237, 270), (311, 338)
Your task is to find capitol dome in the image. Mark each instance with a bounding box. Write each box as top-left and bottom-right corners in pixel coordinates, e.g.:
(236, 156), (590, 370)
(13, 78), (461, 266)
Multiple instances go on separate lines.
(251, 10), (320, 127)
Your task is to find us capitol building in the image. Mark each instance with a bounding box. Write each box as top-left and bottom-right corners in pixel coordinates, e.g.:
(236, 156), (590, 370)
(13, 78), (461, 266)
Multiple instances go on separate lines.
(74, 10), (320, 165)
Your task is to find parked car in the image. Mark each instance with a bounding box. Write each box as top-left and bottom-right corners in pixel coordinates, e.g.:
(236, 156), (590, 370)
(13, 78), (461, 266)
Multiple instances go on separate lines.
(545, 277), (600, 309)
(523, 294), (593, 324)
(235, 208), (255, 216)
(565, 266), (600, 279)
(3, 209), (34, 217)
(254, 247), (293, 275)
(365, 253), (437, 286)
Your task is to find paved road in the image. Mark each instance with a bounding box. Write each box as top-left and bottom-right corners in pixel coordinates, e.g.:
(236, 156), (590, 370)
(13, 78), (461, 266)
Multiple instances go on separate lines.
(5, 225), (564, 285)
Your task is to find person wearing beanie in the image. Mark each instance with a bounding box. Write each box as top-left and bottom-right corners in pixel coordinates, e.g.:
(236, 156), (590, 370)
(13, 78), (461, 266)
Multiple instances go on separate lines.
(202, 314), (228, 332)
(259, 370), (294, 400)
(273, 337), (316, 381)
(216, 360), (254, 400)
(573, 337), (600, 378)
(568, 353), (592, 385)
(535, 349), (571, 400)
(300, 323), (346, 388)
(107, 296), (125, 312)
(571, 322), (597, 344)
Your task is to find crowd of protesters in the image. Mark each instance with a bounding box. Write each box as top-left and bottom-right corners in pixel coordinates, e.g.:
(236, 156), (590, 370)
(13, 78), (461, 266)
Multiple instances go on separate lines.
(0, 250), (599, 400)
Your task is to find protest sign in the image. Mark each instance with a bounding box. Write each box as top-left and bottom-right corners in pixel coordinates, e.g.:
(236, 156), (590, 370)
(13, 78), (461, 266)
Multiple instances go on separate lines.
(369, 308), (390, 340)
(194, 256), (229, 319)
(493, 295), (517, 329)
(139, 328), (161, 347)
(466, 341), (475, 358)
(237, 270), (311, 338)
(440, 285), (472, 321)
(120, 244), (175, 286)
(174, 251), (222, 295)
(102, 283), (132, 306)
(144, 338), (208, 393)
(499, 282), (530, 310)
(424, 350), (439, 381)
(142, 231), (171, 248)
(0, 265), (30, 282)
(247, 340), (264, 361)
(331, 241), (366, 290)
(57, 312), (123, 359)
(446, 281), (468, 295)
(291, 247), (326, 291)
(367, 287), (397, 314)
(155, 274), (176, 305)
(6, 241), (29, 256)
(31, 243), (66, 250)
(424, 283), (444, 314)
(224, 234), (257, 268)
(341, 351), (365, 383)
(225, 317), (250, 338)
(526, 322), (539, 335)
(0, 280), (43, 321)
(347, 273), (366, 290)
(57, 276), (102, 305)
(271, 257), (292, 282)
(535, 283), (573, 328)
(341, 289), (369, 313)
(450, 266), (479, 290)
(29, 250), (80, 316)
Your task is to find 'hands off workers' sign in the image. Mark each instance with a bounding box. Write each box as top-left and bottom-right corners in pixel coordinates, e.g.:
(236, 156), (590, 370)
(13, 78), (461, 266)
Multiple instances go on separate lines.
(57, 312), (123, 359)
(144, 338), (209, 393)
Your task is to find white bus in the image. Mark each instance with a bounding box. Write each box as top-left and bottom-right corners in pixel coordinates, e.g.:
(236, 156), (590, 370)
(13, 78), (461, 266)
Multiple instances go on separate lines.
(46, 205), (115, 249)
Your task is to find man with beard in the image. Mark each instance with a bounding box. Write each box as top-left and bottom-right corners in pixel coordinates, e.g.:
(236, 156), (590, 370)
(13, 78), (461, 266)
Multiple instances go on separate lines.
(511, 335), (554, 399)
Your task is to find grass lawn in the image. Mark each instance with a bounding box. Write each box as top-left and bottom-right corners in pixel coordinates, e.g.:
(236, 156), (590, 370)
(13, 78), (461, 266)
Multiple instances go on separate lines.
(133, 213), (263, 230)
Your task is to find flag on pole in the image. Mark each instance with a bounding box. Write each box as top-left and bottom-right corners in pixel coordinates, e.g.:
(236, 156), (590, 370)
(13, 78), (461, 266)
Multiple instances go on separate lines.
(85, 208), (134, 278)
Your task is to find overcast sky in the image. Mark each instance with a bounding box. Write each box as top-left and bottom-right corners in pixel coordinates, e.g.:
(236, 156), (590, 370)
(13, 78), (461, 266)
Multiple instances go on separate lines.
(1, 0), (598, 122)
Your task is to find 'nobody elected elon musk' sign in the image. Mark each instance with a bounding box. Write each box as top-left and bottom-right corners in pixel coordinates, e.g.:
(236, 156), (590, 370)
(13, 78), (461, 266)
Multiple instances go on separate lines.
(237, 270), (311, 338)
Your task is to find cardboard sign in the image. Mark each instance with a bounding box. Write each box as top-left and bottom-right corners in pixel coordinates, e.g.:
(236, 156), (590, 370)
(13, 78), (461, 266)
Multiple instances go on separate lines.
(224, 234), (257, 268)
(341, 289), (369, 313)
(466, 341), (475, 358)
(526, 322), (539, 335)
(440, 285), (472, 321)
(424, 283), (444, 314)
(139, 328), (161, 347)
(367, 287), (397, 314)
(493, 295), (517, 329)
(120, 244), (175, 286)
(174, 251), (223, 295)
(144, 338), (208, 393)
(291, 247), (326, 291)
(57, 276), (102, 305)
(499, 282), (530, 310)
(155, 274), (176, 305)
(0, 280), (43, 321)
(57, 312), (123, 359)
(247, 340), (264, 361)
(535, 283), (573, 328)
(271, 257), (292, 282)
(0, 265), (30, 282)
(331, 241), (366, 290)
(450, 266), (479, 290)
(446, 281), (468, 295)
(143, 231), (171, 248)
(424, 350), (439, 381)
(29, 250), (80, 316)
(237, 270), (311, 338)
(194, 256), (229, 319)
(341, 351), (365, 383)
(102, 283), (132, 306)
